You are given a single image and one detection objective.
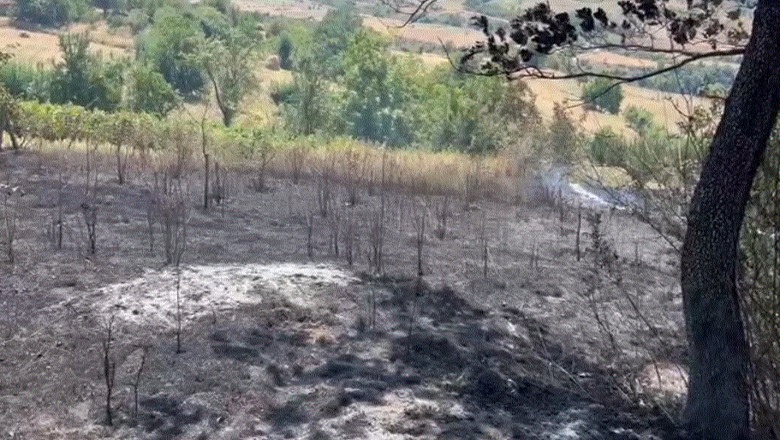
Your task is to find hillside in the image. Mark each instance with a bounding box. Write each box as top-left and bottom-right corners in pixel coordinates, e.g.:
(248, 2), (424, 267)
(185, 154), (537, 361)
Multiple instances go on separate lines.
(0, 0), (725, 137)
(0, 18), (132, 63)
(1, 1), (778, 438)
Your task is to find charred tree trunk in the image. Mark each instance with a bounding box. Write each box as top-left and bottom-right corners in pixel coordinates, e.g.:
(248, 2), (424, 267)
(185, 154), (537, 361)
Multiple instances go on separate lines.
(681, 1), (780, 438)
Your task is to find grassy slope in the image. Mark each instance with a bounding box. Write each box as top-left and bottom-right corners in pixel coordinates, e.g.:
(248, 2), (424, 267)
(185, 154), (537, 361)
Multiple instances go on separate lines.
(0, 4), (712, 136)
(362, 15), (483, 49)
(0, 18), (133, 64)
(525, 76), (707, 135)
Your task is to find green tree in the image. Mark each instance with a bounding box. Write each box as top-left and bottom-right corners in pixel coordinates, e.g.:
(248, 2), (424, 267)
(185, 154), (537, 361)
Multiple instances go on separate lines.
(124, 0), (185, 20)
(311, 5), (362, 78)
(137, 8), (205, 96)
(194, 5), (231, 39)
(581, 77), (623, 114)
(52, 34), (92, 106)
(202, 0), (231, 14)
(98, 111), (137, 184)
(283, 58), (332, 135)
(0, 63), (53, 102)
(51, 34), (125, 112)
(340, 30), (414, 146)
(547, 103), (580, 163)
(278, 32), (294, 70)
(416, 69), (538, 154)
(126, 64), (179, 116)
(193, 18), (263, 126)
(587, 127), (626, 166)
(623, 105), (654, 136)
(93, 0), (125, 17)
(0, 51), (21, 151)
(14, 0), (91, 27)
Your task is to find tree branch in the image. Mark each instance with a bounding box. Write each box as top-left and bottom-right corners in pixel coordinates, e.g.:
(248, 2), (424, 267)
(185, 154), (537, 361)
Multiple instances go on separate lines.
(442, 37), (742, 108)
(378, 0), (439, 26)
(570, 43), (746, 57)
(513, 47), (743, 80)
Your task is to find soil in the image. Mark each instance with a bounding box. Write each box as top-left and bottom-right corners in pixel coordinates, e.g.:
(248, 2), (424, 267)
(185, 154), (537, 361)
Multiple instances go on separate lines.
(0, 150), (687, 439)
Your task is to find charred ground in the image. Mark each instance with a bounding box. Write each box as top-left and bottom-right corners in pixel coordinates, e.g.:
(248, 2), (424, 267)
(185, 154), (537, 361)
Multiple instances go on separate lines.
(0, 150), (685, 439)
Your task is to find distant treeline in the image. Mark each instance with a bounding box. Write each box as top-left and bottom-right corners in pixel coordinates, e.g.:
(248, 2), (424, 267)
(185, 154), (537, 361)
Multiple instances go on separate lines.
(635, 62), (738, 96)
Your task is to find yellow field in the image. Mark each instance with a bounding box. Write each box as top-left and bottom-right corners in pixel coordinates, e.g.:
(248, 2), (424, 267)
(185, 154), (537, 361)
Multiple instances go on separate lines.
(70, 21), (135, 50)
(391, 49), (453, 67)
(363, 15), (483, 49)
(579, 51), (658, 70)
(0, 18), (132, 64)
(233, 0), (328, 20)
(526, 76), (707, 135)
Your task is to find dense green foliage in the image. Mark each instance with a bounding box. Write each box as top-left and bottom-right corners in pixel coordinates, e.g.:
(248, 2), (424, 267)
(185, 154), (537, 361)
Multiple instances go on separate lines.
(126, 64), (179, 116)
(0, 63), (53, 102)
(587, 128), (626, 167)
(277, 28), (539, 153)
(280, 59), (332, 136)
(93, 0), (125, 17)
(13, 0), (92, 26)
(636, 62), (737, 96)
(0, 35), (177, 116)
(414, 68), (539, 154)
(547, 104), (580, 163)
(581, 78), (624, 114)
(623, 106), (654, 136)
(137, 7), (206, 96)
(309, 6), (362, 78)
(1, 0), (656, 161)
(278, 33), (294, 70)
(193, 17), (263, 126)
(339, 31), (414, 146)
(0, 51), (20, 150)
(50, 34), (126, 111)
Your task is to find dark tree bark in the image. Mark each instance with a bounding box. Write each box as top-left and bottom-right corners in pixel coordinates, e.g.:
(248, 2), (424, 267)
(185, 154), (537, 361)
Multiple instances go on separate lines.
(680, 1), (780, 438)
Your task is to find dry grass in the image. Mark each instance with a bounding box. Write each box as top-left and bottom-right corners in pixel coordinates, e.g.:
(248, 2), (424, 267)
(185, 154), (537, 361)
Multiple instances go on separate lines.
(392, 49), (452, 66)
(233, 0), (328, 20)
(242, 66), (293, 126)
(579, 51), (658, 70)
(525, 76), (709, 135)
(363, 15), (482, 49)
(520, 0), (625, 15)
(216, 137), (524, 201)
(170, 66), (293, 129)
(572, 164), (635, 188)
(0, 18), (132, 64)
(70, 22), (135, 50)
(28, 120), (526, 203)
